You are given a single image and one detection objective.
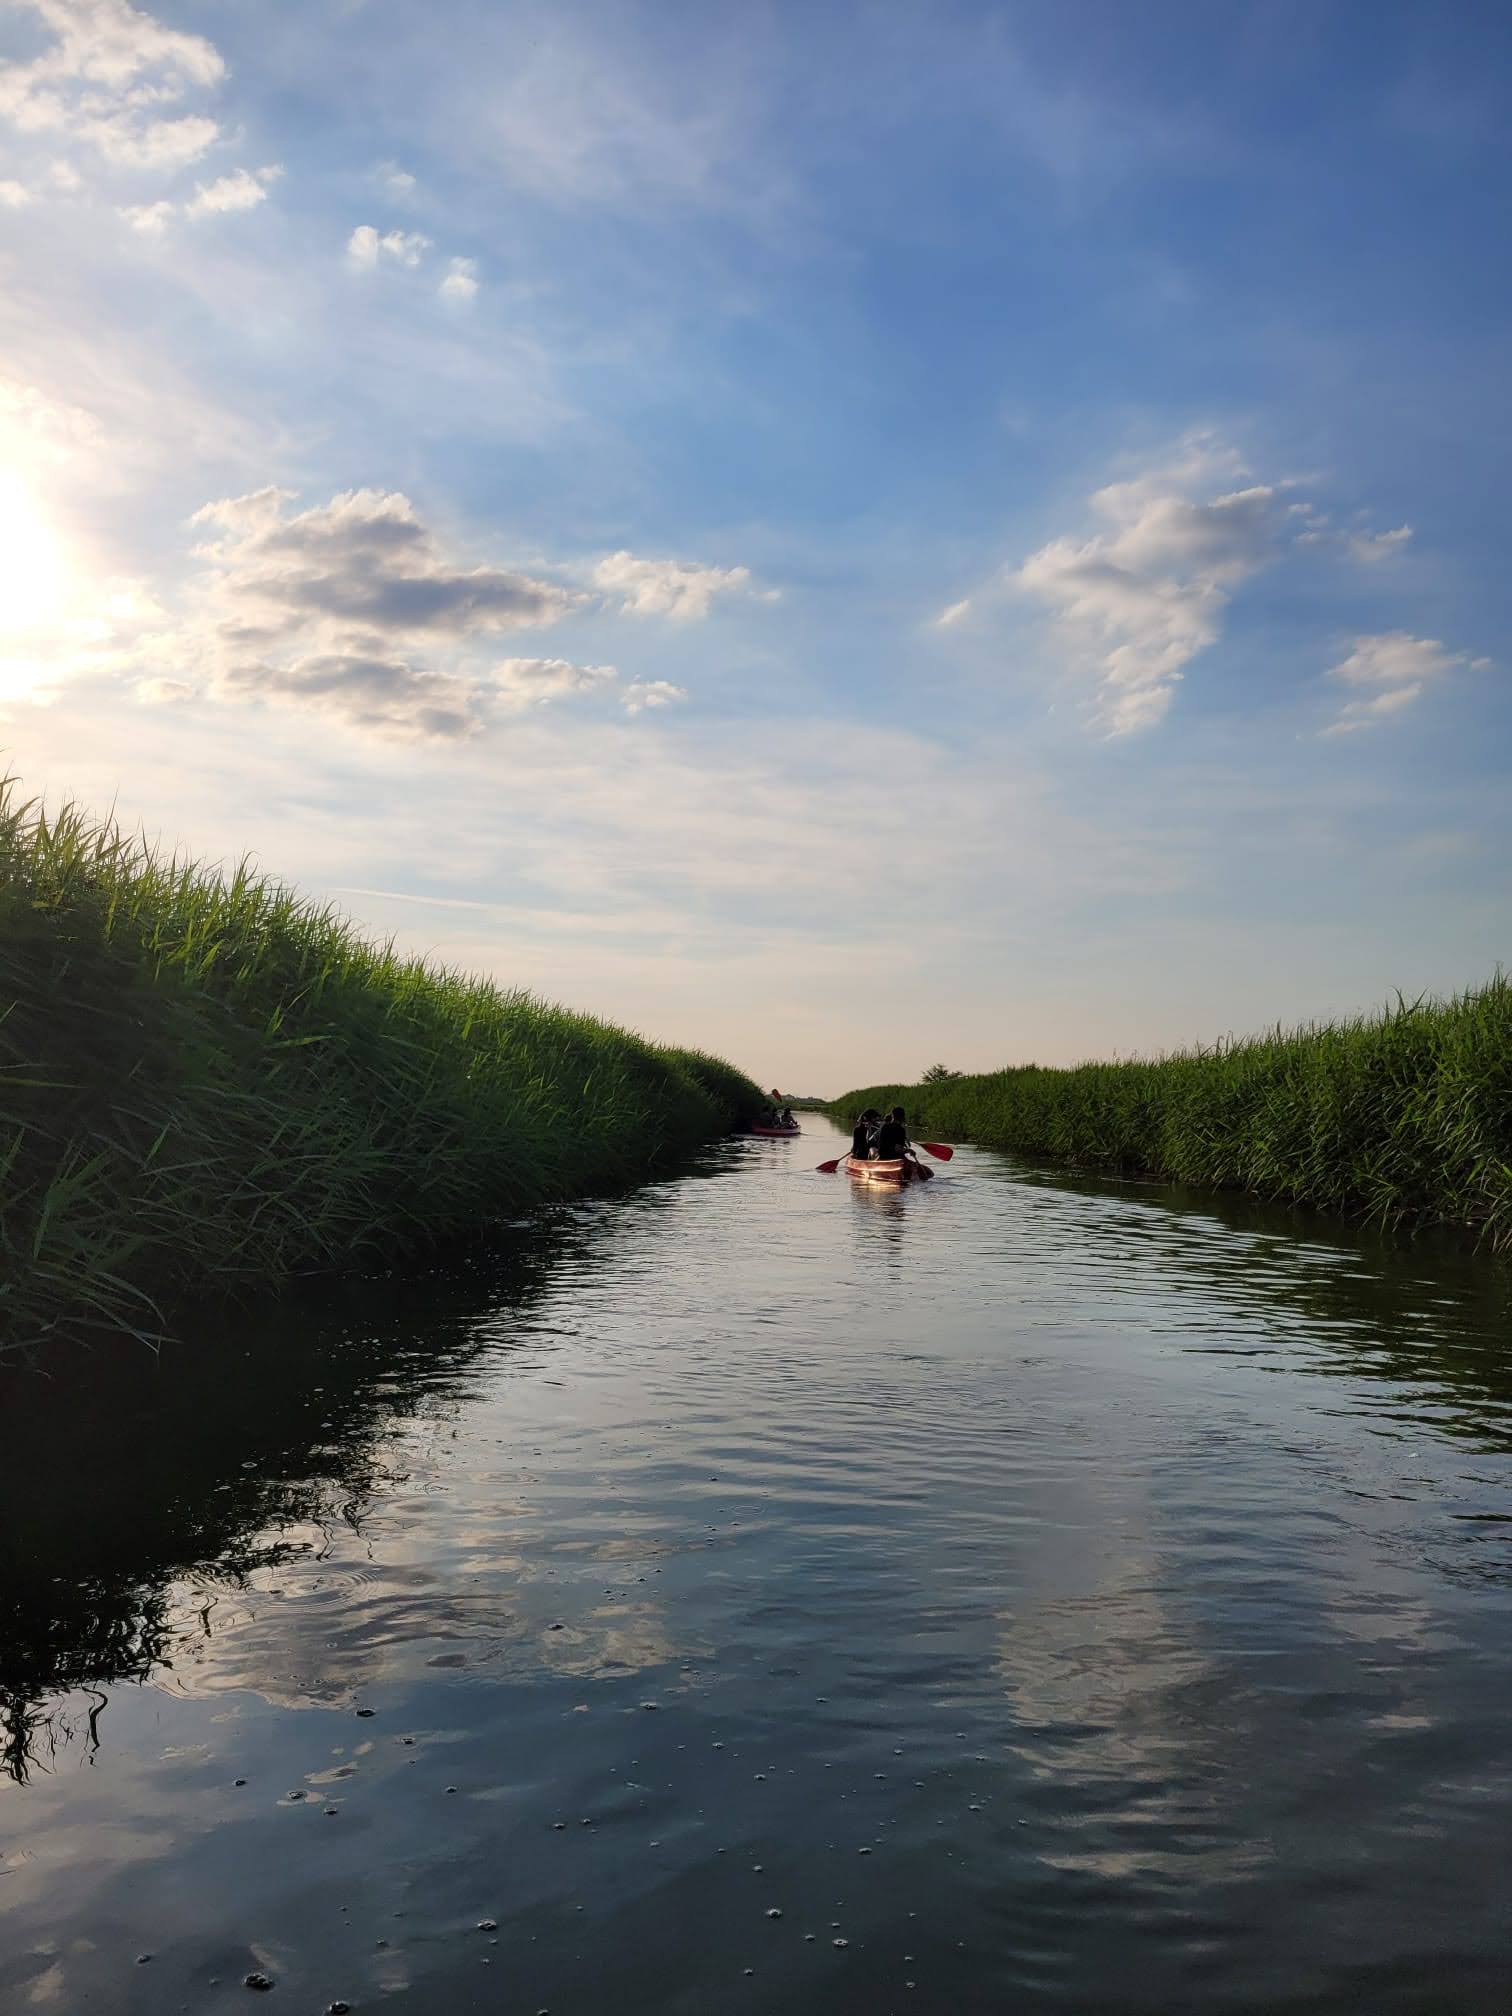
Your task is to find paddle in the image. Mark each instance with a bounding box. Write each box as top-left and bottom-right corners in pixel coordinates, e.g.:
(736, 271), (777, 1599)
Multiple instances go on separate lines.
(816, 1154), (849, 1173)
(921, 1142), (954, 1161)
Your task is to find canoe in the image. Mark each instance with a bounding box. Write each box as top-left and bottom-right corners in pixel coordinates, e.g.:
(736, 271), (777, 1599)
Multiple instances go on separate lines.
(749, 1123), (801, 1138)
(847, 1156), (924, 1184)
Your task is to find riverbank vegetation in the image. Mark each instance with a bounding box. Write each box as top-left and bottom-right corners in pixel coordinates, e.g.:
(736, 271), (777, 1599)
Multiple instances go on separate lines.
(830, 979), (1512, 1248)
(0, 777), (761, 1353)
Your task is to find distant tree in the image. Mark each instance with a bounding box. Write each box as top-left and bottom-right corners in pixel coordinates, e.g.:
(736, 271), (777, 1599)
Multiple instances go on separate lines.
(921, 1063), (961, 1083)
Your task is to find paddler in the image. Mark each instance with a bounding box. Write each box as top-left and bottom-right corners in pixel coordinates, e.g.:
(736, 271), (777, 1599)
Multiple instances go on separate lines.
(873, 1105), (920, 1170)
(851, 1107), (881, 1159)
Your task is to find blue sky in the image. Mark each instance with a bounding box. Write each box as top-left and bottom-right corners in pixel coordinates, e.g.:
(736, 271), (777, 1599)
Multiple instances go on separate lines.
(0, 0), (1507, 1088)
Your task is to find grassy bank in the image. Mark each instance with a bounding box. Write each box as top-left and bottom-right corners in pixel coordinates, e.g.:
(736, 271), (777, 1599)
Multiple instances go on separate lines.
(829, 979), (1512, 1248)
(0, 777), (762, 1353)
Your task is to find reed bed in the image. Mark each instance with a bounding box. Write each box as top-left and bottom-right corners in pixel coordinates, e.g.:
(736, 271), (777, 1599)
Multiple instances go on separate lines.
(830, 979), (1512, 1248)
(0, 777), (762, 1353)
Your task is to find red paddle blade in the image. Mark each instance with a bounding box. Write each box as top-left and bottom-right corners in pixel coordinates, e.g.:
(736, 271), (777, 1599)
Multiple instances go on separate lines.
(816, 1157), (844, 1173)
(921, 1141), (954, 1160)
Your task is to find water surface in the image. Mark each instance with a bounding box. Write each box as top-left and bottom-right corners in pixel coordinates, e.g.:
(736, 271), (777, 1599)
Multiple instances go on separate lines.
(4, 1120), (1512, 2013)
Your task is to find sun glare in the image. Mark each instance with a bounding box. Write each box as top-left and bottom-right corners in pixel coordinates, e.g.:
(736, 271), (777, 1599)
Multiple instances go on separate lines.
(0, 471), (69, 635)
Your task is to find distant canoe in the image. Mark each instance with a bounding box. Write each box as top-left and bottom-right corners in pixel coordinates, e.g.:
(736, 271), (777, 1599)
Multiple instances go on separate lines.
(749, 1123), (801, 1138)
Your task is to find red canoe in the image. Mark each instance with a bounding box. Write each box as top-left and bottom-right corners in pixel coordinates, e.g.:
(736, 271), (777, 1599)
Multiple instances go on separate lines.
(847, 1156), (926, 1184)
(749, 1123), (801, 1138)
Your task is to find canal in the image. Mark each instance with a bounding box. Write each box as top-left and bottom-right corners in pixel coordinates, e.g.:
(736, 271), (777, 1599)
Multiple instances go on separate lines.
(3, 1118), (1511, 2013)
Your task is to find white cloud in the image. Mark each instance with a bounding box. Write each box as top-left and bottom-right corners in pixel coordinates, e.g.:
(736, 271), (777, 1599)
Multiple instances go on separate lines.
(1329, 632), (1463, 689)
(185, 164), (282, 218)
(347, 224), (431, 268)
(377, 161), (417, 202)
(0, 179), (32, 207)
(495, 656), (617, 706)
(1322, 631), (1478, 735)
(1006, 436), (1295, 734)
(1348, 524), (1413, 564)
(0, 0), (225, 175)
(153, 487), (586, 737)
(120, 198), (175, 234)
(119, 164), (282, 234)
(135, 675), (193, 704)
(594, 549), (768, 622)
(439, 256), (479, 303)
(623, 679), (687, 713)
(935, 597), (972, 628)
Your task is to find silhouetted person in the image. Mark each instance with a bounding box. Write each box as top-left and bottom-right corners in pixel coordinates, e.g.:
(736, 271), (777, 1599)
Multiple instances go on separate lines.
(851, 1107), (880, 1158)
(873, 1105), (913, 1162)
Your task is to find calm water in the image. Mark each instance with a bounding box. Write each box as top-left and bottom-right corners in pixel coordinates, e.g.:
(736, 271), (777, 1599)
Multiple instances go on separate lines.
(4, 1120), (1512, 2015)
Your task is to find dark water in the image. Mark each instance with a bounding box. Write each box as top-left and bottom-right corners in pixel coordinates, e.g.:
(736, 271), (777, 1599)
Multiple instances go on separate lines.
(4, 1120), (1512, 2015)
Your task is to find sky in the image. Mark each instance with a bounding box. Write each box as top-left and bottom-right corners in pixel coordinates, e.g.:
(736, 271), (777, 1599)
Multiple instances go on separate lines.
(0, 0), (1508, 1092)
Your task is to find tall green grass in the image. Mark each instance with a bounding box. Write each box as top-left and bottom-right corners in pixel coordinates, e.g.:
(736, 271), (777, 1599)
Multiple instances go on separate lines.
(829, 979), (1512, 1248)
(0, 776), (762, 1352)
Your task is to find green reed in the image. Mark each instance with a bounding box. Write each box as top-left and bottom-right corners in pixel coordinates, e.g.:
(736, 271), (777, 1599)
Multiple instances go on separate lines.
(830, 977), (1512, 1249)
(0, 776), (762, 1352)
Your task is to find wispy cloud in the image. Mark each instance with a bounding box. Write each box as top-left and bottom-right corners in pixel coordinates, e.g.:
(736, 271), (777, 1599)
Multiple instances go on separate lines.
(622, 678), (686, 712)
(121, 164), (282, 233)
(495, 656), (617, 706)
(1347, 524), (1413, 564)
(347, 224), (431, 268)
(943, 437), (1431, 737)
(594, 550), (770, 622)
(0, 0), (224, 175)
(186, 165), (282, 218)
(376, 160), (417, 204)
(1007, 436), (1293, 734)
(1322, 631), (1487, 735)
(439, 256), (479, 303)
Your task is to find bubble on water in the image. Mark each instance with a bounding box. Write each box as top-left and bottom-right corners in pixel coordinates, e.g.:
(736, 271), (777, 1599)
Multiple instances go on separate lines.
(355, 1708), (375, 1719)
(640, 1702), (658, 1711)
(858, 1848), (871, 1855)
(552, 1821), (566, 1830)
(832, 1937), (849, 1949)
(136, 1953), (152, 1964)
(234, 1778), (247, 1787)
(766, 1908), (783, 1919)
(327, 2004), (351, 2014)
(477, 1919), (498, 1931)
(244, 1972), (275, 1991)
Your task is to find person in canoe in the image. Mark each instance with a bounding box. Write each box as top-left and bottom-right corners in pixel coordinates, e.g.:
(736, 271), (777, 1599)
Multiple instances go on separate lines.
(873, 1105), (922, 1171)
(851, 1106), (881, 1159)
